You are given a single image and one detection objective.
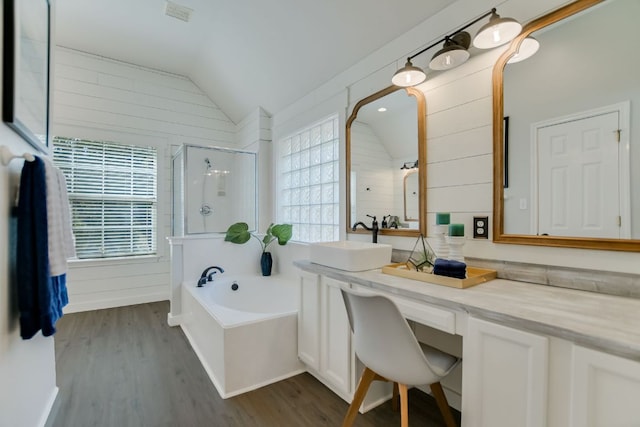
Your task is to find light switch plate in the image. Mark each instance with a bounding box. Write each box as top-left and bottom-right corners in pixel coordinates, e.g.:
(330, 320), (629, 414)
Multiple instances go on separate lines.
(473, 216), (489, 239)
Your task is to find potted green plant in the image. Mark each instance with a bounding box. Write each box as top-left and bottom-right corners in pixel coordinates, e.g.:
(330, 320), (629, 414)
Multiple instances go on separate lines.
(224, 222), (293, 276)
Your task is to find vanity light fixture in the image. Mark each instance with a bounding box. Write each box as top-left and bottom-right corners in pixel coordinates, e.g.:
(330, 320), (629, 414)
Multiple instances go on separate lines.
(400, 160), (419, 170)
(429, 32), (471, 71)
(391, 8), (522, 87)
(391, 58), (427, 87)
(473, 9), (523, 49)
(507, 37), (540, 64)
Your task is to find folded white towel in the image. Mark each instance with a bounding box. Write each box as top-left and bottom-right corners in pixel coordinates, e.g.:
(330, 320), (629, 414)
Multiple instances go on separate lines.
(43, 157), (76, 276)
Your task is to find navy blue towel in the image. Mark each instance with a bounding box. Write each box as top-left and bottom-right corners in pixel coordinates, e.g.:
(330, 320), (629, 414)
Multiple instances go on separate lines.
(17, 157), (66, 339)
(433, 258), (467, 279)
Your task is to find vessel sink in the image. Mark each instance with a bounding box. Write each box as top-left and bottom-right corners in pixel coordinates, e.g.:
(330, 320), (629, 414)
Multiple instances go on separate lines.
(309, 241), (392, 271)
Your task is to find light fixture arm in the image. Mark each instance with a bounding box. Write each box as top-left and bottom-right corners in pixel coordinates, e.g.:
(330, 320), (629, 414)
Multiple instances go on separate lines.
(405, 8), (496, 62)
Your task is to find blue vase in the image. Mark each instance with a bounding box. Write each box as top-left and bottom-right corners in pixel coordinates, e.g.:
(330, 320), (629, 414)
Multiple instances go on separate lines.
(261, 252), (273, 276)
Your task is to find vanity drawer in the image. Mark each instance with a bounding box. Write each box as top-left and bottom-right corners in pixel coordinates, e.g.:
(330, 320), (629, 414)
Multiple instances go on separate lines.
(351, 285), (456, 334)
(390, 295), (456, 334)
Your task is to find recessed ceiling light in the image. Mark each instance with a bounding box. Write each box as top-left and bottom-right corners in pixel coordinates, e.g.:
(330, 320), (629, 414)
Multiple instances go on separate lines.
(378, 107), (387, 112)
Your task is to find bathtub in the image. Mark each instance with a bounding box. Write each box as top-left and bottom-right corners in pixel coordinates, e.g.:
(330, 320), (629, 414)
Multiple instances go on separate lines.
(179, 275), (304, 398)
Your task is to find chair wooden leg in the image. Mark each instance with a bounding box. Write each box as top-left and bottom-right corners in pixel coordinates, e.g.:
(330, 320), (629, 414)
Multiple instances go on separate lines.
(391, 382), (399, 412)
(342, 367), (377, 427)
(398, 383), (409, 427)
(430, 381), (457, 427)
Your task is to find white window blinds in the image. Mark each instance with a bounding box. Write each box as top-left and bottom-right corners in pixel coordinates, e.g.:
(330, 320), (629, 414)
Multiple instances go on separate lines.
(52, 137), (158, 259)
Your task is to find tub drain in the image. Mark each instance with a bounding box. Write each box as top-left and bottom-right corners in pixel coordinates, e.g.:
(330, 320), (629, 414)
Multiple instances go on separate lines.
(231, 282), (239, 291)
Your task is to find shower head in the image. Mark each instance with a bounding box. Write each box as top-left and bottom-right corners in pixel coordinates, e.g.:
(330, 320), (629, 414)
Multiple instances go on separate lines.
(204, 158), (213, 176)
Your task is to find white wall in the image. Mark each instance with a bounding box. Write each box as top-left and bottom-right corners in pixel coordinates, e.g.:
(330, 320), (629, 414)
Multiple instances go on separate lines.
(236, 107), (273, 232)
(0, 107), (59, 427)
(0, 3), (58, 426)
(272, 0), (640, 275)
(53, 47), (237, 312)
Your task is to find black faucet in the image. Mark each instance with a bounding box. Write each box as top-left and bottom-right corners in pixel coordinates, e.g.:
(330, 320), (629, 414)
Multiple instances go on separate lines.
(352, 214), (379, 243)
(197, 266), (225, 287)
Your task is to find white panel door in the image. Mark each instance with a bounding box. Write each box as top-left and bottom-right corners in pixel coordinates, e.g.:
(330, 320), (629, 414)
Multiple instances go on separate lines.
(570, 345), (640, 427)
(537, 111), (619, 238)
(298, 271), (320, 370)
(462, 317), (548, 427)
(321, 277), (352, 396)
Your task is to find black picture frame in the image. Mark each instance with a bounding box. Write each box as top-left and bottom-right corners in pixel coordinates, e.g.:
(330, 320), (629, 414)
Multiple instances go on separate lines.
(2, 0), (51, 152)
(503, 116), (510, 188)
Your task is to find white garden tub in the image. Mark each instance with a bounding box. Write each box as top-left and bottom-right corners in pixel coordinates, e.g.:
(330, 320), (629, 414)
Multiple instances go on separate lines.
(180, 275), (304, 398)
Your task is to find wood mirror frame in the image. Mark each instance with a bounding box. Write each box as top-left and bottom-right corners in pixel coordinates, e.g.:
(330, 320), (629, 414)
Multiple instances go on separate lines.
(492, 0), (640, 252)
(346, 85), (427, 238)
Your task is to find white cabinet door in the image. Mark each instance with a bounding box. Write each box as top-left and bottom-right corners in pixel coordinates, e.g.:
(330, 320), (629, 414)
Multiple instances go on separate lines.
(462, 317), (548, 427)
(298, 271), (320, 370)
(320, 276), (352, 396)
(569, 345), (640, 427)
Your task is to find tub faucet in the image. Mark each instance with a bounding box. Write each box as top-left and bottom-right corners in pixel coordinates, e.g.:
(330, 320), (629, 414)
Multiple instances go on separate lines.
(352, 214), (379, 243)
(198, 266), (225, 287)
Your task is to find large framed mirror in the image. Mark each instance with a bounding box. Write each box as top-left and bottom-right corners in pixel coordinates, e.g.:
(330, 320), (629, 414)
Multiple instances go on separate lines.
(493, 0), (640, 251)
(346, 85), (427, 237)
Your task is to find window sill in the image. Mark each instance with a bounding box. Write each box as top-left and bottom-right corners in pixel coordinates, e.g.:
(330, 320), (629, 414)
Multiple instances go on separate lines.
(68, 254), (164, 269)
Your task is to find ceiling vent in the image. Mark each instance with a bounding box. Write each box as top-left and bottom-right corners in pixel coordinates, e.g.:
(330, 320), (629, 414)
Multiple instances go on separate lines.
(165, 1), (193, 22)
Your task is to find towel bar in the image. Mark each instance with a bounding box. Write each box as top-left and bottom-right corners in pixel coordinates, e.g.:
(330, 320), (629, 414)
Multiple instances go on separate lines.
(0, 145), (35, 166)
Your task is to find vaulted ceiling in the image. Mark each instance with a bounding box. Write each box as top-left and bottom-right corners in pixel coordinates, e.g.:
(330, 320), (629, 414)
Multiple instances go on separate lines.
(56, 0), (456, 123)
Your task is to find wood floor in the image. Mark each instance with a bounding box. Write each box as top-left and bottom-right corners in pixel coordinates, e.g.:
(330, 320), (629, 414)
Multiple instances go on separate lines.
(49, 301), (461, 426)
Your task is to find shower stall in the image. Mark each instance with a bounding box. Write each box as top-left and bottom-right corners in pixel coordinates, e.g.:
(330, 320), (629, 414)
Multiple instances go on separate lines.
(172, 144), (257, 235)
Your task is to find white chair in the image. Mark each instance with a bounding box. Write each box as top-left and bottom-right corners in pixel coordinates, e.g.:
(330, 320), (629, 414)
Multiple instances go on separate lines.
(340, 287), (460, 427)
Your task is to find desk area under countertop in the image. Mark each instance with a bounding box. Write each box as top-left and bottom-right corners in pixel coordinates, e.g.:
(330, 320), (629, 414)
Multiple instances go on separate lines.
(294, 260), (640, 426)
(294, 260), (640, 362)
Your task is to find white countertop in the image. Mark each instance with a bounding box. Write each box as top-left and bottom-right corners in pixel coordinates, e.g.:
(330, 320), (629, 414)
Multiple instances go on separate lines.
(294, 260), (640, 361)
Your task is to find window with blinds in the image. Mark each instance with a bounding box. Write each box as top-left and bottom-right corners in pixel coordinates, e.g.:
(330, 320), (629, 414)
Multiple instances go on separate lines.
(52, 137), (158, 259)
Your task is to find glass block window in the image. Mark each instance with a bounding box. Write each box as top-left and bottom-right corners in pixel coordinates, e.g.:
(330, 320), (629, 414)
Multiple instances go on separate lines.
(53, 137), (157, 259)
(278, 115), (340, 243)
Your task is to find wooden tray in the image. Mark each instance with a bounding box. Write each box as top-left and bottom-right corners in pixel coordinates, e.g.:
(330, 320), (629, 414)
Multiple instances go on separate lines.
(381, 263), (497, 289)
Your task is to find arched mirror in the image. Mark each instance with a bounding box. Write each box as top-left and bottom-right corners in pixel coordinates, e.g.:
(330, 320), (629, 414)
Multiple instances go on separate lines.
(347, 85), (427, 237)
(493, 0), (640, 251)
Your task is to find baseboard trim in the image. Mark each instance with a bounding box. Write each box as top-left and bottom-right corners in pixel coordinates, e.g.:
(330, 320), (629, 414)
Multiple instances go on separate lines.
(64, 292), (168, 313)
(167, 313), (183, 326)
(40, 387), (59, 427)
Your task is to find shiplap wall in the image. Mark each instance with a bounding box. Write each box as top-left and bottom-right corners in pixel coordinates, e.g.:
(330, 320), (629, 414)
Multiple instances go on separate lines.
(274, 0), (640, 274)
(421, 54), (497, 236)
(53, 47), (237, 312)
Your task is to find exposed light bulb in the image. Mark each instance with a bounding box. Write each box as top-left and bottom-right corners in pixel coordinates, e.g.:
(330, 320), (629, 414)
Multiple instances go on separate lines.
(492, 28), (501, 44)
(445, 55), (451, 66)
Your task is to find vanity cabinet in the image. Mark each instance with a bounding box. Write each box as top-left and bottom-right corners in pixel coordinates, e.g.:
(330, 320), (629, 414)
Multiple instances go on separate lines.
(320, 276), (353, 396)
(462, 317), (549, 427)
(462, 317), (640, 427)
(297, 271), (392, 408)
(296, 261), (640, 426)
(297, 272), (353, 399)
(568, 345), (640, 426)
(298, 271), (321, 370)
